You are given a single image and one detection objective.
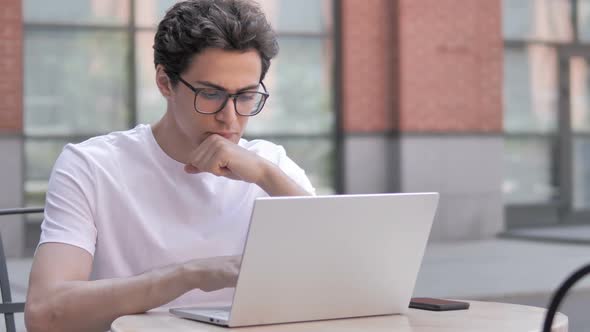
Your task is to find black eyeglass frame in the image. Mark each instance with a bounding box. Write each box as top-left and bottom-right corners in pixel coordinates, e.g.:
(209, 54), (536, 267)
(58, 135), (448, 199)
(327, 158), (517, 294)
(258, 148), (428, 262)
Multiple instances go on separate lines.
(176, 76), (270, 116)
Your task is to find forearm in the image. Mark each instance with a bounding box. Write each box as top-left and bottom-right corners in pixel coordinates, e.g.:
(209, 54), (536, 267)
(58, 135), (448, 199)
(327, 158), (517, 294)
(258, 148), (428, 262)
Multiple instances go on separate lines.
(26, 263), (192, 332)
(257, 160), (312, 197)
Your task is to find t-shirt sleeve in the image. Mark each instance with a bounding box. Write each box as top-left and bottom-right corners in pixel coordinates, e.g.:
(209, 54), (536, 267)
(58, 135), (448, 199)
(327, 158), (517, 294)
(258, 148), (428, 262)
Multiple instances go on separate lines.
(276, 146), (317, 195)
(38, 144), (98, 256)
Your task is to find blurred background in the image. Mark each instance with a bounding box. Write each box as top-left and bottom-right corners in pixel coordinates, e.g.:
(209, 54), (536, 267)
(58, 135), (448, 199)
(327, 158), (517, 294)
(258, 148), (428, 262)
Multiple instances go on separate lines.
(1, 0), (590, 331)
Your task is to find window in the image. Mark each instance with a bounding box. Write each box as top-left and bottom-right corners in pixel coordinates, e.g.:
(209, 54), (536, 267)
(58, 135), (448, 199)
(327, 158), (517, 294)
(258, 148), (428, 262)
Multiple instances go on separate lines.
(503, 46), (559, 204)
(23, 0), (336, 230)
(503, 0), (590, 223)
(503, 0), (573, 42)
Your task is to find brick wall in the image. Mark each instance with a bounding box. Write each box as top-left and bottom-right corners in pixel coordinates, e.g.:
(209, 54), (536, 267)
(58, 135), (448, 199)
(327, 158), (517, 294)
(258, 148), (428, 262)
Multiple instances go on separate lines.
(341, 0), (397, 132)
(0, 0), (22, 133)
(398, 0), (502, 132)
(341, 0), (502, 133)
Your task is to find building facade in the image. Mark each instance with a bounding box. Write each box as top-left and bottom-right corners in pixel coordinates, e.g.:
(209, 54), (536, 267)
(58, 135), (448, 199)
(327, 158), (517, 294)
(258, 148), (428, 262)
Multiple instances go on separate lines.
(0, 0), (505, 257)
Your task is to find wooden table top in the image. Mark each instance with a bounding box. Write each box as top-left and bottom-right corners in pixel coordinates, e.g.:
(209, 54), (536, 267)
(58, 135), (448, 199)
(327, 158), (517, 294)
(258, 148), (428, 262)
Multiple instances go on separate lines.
(111, 300), (568, 332)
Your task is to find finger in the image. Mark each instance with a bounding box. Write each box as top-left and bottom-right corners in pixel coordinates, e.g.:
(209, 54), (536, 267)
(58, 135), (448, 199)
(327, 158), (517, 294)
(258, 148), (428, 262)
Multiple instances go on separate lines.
(230, 255), (243, 264)
(190, 135), (215, 164)
(188, 135), (218, 170)
(227, 264), (240, 286)
(203, 141), (225, 169)
(208, 143), (247, 181)
(203, 142), (232, 177)
(230, 256), (243, 273)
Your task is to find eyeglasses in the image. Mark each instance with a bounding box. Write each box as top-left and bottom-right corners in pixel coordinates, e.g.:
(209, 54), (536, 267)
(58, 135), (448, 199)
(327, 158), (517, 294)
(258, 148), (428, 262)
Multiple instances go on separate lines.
(176, 76), (269, 116)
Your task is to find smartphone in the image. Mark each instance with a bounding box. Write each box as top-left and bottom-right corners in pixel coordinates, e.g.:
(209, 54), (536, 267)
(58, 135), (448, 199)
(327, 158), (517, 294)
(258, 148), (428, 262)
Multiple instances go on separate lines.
(409, 297), (470, 311)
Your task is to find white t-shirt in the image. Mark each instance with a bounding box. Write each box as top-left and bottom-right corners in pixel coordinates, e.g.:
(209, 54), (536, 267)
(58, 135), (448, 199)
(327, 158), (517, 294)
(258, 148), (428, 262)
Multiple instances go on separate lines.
(39, 124), (314, 308)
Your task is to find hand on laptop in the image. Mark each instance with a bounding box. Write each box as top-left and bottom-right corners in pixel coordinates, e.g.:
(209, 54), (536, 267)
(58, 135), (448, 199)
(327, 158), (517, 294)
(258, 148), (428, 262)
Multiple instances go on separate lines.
(183, 255), (242, 292)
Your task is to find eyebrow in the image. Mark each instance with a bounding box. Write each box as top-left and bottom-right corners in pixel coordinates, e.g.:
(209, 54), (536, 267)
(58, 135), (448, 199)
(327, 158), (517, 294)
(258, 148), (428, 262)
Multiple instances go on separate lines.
(196, 80), (260, 92)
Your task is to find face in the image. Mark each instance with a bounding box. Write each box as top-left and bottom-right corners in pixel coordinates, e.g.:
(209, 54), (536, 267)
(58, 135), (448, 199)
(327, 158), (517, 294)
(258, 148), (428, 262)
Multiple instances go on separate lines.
(157, 48), (263, 146)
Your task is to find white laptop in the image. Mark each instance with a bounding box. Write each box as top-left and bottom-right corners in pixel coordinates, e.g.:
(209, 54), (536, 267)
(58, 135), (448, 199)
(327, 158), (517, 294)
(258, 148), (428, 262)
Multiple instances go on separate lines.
(170, 193), (439, 327)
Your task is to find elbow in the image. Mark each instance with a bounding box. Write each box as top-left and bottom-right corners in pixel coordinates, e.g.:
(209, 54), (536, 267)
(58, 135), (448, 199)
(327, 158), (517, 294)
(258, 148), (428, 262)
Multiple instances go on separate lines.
(25, 301), (59, 332)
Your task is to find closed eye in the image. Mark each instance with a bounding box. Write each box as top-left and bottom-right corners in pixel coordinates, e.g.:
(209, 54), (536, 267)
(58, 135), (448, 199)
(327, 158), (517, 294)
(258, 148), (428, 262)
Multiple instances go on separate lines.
(237, 92), (257, 101)
(200, 90), (226, 100)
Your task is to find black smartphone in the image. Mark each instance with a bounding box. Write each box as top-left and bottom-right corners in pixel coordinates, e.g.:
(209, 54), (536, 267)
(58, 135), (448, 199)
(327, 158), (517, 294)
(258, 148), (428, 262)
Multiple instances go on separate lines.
(409, 297), (470, 311)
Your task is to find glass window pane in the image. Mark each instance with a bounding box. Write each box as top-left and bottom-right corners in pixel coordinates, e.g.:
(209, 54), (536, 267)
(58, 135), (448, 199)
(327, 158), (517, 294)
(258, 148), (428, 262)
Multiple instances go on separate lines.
(24, 29), (130, 136)
(136, 31), (166, 124)
(24, 0), (129, 25)
(578, 0), (590, 41)
(570, 56), (590, 132)
(573, 136), (590, 210)
(24, 138), (87, 207)
(503, 0), (572, 41)
(570, 56), (590, 210)
(246, 37), (333, 136)
(259, 0), (332, 33)
(135, 0), (331, 33)
(25, 140), (67, 183)
(135, 0), (178, 27)
(503, 137), (558, 204)
(257, 137), (334, 194)
(504, 46), (558, 133)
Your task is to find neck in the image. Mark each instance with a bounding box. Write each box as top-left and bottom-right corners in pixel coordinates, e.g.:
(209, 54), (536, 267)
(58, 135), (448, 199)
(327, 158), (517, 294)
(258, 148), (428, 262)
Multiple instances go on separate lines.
(151, 112), (195, 165)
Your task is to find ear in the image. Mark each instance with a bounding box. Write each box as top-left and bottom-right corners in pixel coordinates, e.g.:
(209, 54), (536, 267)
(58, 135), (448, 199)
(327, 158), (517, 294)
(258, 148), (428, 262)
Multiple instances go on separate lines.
(155, 65), (174, 98)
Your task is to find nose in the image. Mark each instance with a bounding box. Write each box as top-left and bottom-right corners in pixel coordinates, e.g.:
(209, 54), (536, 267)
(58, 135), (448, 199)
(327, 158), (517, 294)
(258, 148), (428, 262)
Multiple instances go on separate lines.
(214, 97), (238, 123)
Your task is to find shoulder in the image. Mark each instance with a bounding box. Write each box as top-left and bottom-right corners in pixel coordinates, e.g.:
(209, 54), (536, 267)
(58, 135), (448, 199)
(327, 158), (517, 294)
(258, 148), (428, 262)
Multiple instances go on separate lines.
(62, 124), (150, 165)
(51, 125), (151, 180)
(240, 138), (316, 195)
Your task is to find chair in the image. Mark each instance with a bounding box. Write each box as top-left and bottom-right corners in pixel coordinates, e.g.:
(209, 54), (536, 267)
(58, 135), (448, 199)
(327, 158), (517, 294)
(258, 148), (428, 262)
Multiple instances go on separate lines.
(0, 207), (43, 332)
(543, 262), (590, 332)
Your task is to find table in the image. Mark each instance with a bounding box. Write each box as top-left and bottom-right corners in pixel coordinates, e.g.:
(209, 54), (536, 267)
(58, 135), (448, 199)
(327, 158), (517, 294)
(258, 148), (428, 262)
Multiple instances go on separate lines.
(111, 300), (568, 332)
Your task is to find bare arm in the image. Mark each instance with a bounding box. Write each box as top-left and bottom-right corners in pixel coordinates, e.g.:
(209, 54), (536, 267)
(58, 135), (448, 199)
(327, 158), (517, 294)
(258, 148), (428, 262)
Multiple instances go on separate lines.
(185, 135), (313, 197)
(25, 243), (240, 332)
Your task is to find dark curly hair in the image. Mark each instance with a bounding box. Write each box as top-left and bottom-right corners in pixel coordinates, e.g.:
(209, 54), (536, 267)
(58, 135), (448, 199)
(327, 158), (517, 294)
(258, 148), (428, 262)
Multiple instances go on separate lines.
(153, 0), (279, 85)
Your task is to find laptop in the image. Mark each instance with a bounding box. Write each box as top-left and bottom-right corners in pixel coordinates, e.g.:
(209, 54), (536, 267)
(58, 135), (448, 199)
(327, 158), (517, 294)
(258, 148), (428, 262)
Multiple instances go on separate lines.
(170, 193), (439, 327)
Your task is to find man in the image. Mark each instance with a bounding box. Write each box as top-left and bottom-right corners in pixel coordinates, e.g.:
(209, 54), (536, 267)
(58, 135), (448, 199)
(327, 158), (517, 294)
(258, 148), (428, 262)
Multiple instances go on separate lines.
(24, 1), (314, 331)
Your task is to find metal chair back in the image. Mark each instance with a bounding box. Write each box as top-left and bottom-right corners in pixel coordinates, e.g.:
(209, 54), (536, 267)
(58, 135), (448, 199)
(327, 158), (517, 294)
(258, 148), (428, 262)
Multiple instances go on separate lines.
(0, 207), (43, 332)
